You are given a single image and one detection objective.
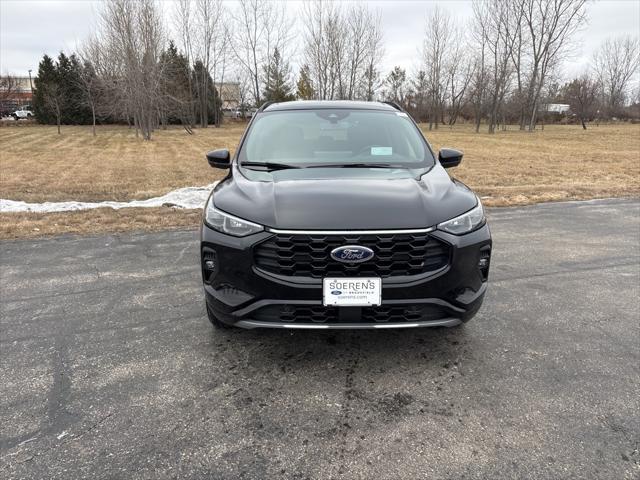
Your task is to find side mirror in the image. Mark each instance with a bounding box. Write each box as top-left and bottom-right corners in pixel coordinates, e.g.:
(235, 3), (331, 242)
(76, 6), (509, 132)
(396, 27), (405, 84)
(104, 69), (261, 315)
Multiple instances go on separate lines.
(206, 149), (231, 169)
(439, 148), (463, 168)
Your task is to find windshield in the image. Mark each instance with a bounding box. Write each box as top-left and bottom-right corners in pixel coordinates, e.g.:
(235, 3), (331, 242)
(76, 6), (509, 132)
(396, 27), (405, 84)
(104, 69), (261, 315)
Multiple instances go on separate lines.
(238, 109), (434, 168)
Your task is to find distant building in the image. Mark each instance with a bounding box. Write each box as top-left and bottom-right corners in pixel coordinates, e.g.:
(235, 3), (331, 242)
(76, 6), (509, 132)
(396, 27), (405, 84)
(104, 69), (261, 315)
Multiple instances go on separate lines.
(544, 103), (570, 114)
(0, 76), (34, 113)
(218, 82), (240, 110)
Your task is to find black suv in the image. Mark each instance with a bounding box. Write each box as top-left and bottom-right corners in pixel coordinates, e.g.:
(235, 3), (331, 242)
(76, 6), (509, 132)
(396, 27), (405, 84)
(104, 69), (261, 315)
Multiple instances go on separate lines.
(201, 101), (491, 329)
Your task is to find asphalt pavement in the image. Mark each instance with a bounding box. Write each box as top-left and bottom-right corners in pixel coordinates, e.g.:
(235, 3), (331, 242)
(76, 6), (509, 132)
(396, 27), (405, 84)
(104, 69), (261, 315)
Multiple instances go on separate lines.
(1, 198), (639, 479)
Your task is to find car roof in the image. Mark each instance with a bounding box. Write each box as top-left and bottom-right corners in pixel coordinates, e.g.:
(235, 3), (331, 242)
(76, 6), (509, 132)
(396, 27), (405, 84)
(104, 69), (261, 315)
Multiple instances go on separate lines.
(262, 100), (399, 112)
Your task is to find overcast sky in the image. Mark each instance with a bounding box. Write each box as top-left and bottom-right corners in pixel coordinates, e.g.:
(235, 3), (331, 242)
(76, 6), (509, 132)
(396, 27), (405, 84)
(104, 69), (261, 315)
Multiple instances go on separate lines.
(1, 0), (639, 80)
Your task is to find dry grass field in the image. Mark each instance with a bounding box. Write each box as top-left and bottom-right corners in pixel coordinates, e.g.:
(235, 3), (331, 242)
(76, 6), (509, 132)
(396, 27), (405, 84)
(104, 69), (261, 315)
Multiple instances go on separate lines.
(1, 121), (639, 239)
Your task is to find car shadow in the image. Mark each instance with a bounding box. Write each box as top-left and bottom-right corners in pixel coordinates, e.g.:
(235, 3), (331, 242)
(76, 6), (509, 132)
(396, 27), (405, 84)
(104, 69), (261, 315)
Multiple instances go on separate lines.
(206, 323), (473, 374)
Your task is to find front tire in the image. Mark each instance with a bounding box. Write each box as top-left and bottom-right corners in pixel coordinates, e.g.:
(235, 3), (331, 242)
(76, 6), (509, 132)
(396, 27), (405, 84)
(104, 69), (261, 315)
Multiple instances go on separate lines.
(206, 302), (230, 329)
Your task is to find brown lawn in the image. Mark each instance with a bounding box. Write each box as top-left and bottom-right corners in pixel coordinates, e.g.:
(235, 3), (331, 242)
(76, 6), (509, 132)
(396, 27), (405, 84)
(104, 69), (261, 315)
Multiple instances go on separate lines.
(1, 121), (639, 239)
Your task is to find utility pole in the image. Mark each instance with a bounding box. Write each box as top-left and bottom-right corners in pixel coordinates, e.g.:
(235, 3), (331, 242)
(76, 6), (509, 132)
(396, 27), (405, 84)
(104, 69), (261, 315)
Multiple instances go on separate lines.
(28, 69), (33, 105)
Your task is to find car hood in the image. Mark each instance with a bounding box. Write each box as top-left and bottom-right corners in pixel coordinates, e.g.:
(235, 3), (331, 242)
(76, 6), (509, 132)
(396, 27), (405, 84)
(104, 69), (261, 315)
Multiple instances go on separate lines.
(212, 165), (477, 230)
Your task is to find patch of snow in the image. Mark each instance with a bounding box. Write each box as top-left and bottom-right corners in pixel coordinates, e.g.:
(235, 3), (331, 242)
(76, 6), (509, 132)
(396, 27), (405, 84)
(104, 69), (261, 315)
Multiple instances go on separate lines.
(0, 183), (218, 213)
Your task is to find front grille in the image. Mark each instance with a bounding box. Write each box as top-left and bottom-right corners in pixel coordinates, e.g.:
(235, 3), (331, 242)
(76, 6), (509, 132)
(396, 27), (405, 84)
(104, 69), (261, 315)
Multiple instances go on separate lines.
(361, 305), (447, 322)
(252, 304), (449, 324)
(254, 233), (450, 278)
(254, 305), (339, 323)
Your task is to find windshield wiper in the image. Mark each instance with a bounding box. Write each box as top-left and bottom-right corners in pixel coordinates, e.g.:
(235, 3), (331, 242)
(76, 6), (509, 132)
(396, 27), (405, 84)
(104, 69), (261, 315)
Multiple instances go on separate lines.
(305, 163), (398, 169)
(241, 161), (408, 171)
(240, 161), (303, 171)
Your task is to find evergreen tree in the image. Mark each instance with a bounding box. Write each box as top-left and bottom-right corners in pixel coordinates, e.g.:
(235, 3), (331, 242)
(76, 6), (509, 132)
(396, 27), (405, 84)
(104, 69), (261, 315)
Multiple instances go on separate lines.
(61, 53), (92, 124)
(160, 41), (193, 126)
(411, 70), (429, 121)
(296, 64), (315, 100)
(361, 63), (381, 101)
(385, 66), (407, 107)
(32, 55), (58, 124)
(263, 48), (295, 103)
(32, 52), (92, 126)
(56, 52), (73, 123)
(192, 60), (222, 125)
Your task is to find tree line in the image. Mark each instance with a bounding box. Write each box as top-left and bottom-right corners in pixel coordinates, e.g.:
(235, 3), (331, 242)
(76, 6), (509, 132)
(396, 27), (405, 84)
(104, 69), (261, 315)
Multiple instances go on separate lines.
(383, 2), (639, 132)
(25, 0), (640, 138)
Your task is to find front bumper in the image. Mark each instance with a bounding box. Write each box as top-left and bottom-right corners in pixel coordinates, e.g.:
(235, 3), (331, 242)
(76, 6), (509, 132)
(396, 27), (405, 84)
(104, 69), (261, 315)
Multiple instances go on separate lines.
(201, 223), (491, 329)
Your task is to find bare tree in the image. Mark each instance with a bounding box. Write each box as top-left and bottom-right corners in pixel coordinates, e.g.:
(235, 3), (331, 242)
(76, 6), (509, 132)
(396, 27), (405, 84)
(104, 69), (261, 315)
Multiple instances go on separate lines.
(342, 4), (367, 99)
(41, 82), (64, 134)
(421, 7), (453, 130)
(0, 74), (20, 112)
(173, 0), (229, 127)
(360, 13), (385, 101)
(81, 30), (129, 128)
(521, 0), (587, 130)
(505, 0), (528, 129)
(562, 74), (599, 129)
(173, 0), (196, 127)
(302, 0), (340, 100)
(443, 23), (474, 126)
(77, 37), (105, 136)
(469, 16), (489, 133)
(592, 35), (640, 117)
(472, 0), (516, 133)
(418, 8), (474, 127)
(194, 0), (227, 127)
(235, 72), (251, 117)
(77, 60), (101, 136)
(341, 4), (383, 100)
(214, 26), (232, 127)
(232, 0), (291, 105)
(97, 0), (166, 140)
(232, 0), (262, 104)
(302, 0), (383, 101)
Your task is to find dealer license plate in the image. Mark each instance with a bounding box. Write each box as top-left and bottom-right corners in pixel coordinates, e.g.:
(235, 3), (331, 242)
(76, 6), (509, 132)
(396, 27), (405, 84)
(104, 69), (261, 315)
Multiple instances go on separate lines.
(323, 277), (381, 307)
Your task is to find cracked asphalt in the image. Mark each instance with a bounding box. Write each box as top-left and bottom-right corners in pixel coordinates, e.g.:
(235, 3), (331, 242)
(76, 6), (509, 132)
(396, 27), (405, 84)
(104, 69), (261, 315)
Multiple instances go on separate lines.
(1, 198), (639, 479)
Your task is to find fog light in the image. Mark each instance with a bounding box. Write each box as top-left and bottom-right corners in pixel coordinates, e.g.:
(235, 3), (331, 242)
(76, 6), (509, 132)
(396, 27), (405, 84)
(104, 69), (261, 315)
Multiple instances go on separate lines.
(478, 249), (491, 281)
(202, 249), (218, 283)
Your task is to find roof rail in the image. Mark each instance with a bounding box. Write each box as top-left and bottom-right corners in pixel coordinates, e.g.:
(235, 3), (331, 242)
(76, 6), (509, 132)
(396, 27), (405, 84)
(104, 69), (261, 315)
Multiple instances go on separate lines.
(257, 101), (275, 113)
(382, 101), (403, 111)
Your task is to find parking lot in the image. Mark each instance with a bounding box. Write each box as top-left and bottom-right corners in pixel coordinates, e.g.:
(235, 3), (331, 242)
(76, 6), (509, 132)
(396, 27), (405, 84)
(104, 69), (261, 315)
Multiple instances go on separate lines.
(1, 198), (639, 479)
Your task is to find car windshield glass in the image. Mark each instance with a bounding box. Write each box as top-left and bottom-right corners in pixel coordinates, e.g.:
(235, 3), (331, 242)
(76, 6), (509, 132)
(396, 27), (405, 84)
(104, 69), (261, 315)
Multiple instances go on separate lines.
(238, 109), (434, 168)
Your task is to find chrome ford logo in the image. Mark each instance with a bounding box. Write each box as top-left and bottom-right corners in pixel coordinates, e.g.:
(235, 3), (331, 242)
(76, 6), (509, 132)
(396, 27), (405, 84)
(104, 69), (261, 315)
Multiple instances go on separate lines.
(330, 245), (375, 264)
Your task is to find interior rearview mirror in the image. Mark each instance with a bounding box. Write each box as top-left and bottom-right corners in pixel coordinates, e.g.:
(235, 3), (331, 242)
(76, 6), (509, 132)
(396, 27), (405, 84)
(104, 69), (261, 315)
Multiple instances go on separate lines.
(206, 149), (231, 169)
(439, 148), (463, 168)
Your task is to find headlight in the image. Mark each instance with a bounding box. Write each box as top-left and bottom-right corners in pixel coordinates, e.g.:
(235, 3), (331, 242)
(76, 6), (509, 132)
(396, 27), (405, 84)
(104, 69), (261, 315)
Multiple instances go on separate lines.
(437, 199), (485, 235)
(205, 199), (263, 237)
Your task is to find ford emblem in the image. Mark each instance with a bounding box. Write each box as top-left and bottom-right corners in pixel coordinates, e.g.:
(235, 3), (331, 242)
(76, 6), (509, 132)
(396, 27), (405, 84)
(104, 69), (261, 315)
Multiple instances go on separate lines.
(330, 245), (375, 264)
